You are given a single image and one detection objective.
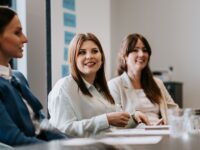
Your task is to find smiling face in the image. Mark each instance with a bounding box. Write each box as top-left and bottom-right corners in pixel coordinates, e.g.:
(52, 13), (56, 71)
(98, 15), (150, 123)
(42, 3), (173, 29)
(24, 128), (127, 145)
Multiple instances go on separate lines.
(126, 38), (149, 76)
(76, 40), (102, 83)
(0, 15), (28, 66)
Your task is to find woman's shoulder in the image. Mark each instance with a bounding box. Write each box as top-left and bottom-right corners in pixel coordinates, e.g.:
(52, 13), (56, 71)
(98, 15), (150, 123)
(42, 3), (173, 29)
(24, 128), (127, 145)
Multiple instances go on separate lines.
(49, 75), (78, 99)
(53, 75), (77, 90)
(153, 76), (165, 86)
(12, 70), (25, 79)
(109, 74), (124, 84)
(109, 72), (130, 87)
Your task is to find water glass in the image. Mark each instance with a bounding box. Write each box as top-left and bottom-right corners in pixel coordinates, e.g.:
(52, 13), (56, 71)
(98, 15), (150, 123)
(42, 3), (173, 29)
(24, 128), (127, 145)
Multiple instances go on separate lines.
(168, 109), (187, 138)
(187, 109), (200, 134)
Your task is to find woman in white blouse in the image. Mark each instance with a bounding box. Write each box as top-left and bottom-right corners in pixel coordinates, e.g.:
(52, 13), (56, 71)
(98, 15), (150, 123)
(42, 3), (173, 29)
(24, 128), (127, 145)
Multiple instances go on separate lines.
(108, 33), (179, 125)
(48, 33), (144, 137)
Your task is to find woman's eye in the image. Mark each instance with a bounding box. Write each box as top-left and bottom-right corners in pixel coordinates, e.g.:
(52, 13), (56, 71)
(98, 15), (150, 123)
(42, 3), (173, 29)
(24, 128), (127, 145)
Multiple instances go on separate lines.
(133, 48), (139, 52)
(14, 28), (23, 36)
(15, 31), (21, 36)
(142, 48), (147, 52)
(78, 50), (86, 55)
(132, 48), (147, 52)
(92, 49), (99, 54)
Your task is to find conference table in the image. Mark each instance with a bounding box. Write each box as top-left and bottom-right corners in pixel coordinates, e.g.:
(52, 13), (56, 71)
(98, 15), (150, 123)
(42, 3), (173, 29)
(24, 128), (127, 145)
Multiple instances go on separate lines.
(14, 129), (200, 150)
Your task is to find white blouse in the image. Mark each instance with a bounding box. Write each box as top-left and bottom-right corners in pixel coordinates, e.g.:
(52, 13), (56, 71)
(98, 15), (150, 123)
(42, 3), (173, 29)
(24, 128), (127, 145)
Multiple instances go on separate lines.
(48, 75), (116, 137)
(133, 89), (160, 125)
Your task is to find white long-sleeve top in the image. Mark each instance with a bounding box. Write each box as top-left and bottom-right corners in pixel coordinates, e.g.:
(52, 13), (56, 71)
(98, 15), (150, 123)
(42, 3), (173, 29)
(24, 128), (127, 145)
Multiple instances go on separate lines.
(48, 75), (116, 137)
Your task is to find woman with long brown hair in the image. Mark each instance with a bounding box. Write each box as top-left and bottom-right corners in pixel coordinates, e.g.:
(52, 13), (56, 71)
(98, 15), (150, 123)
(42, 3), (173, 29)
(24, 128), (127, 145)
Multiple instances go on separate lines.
(109, 33), (178, 125)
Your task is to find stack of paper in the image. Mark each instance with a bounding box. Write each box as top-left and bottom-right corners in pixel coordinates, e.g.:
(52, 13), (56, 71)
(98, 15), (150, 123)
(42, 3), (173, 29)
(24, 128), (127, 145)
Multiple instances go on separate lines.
(144, 125), (169, 130)
(98, 136), (162, 145)
(62, 136), (162, 146)
(106, 128), (170, 136)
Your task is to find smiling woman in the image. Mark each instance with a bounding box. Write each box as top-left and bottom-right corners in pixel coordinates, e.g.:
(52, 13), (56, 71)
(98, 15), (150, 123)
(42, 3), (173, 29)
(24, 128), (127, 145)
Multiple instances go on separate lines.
(108, 33), (179, 126)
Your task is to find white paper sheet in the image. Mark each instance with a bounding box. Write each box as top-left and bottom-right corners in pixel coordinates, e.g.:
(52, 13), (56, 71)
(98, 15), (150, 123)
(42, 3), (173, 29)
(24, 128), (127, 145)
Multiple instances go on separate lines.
(62, 138), (97, 146)
(106, 128), (170, 136)
(62, 136), (163, 146)
(98, 136), (162, 145)
(144, 125), (170, 130)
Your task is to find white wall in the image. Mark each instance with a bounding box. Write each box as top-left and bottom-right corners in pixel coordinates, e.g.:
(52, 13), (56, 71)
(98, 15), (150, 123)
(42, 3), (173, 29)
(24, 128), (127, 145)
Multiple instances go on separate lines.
(110, 0), (120, 77)
(114, 0), (200, 108)
(26, 0), (47, 112)
(51, 0), (69, 86)
(76, 0), (112, 79)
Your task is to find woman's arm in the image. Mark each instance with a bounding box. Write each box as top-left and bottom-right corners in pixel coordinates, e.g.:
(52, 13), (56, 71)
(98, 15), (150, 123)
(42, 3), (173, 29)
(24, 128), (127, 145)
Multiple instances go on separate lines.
(0, 100), (44, 146)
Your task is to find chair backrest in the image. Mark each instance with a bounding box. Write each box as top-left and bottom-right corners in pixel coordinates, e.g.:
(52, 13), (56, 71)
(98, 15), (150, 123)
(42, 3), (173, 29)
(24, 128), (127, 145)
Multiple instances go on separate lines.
(0, 142), (13, 150)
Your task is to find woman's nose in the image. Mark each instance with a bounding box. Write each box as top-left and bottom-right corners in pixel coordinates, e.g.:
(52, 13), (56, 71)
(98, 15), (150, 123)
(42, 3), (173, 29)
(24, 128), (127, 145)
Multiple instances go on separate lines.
(86, 52), (93, 58)
(22, 33), (28, 43)
(138, 49), (144, 56)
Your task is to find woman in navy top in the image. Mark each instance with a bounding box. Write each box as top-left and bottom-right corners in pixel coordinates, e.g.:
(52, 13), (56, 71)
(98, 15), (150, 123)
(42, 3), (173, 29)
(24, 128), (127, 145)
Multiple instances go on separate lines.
(0, 6), (66, 146)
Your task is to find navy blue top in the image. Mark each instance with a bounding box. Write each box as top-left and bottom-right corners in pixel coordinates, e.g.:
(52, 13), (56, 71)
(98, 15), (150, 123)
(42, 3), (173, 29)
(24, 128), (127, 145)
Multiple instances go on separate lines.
(0, 70), (65, 146)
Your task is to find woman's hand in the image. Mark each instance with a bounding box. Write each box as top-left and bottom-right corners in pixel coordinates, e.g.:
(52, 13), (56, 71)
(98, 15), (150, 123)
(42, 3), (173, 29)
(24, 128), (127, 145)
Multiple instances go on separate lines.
(107, 112), (130, 127)
(133, 111), (151, 125)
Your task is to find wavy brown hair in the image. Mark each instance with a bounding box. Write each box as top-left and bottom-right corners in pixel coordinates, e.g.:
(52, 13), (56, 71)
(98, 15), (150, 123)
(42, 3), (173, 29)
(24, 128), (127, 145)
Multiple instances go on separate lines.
(117, 33), (162, 104)
(69, 33), (114, 104)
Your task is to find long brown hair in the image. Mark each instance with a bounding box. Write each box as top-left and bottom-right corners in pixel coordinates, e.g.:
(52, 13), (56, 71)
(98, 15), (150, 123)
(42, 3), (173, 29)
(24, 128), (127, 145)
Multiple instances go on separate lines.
(117, 33), (162, 104)
(0, 6), (16, 34)
(69, 33), (114, 104)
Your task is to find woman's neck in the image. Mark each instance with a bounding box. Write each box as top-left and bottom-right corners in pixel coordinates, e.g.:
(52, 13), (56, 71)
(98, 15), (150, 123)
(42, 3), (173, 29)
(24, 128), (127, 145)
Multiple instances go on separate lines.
(127, 71), (142, 89)
(0, 53), (10, 67)
(82, 74), (96, 85)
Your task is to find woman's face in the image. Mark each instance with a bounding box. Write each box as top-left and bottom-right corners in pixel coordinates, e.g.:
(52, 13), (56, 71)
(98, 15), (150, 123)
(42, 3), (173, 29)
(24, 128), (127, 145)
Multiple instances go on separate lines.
(126, 39), (149, 75)
(76, 40), (102, 83)
(0, 15), (28, 64)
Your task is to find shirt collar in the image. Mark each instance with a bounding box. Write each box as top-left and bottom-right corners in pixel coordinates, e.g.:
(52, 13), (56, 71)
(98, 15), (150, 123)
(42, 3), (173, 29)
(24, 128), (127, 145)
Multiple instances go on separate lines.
(121, 72), (134, 89)
(81, 77), (102, 92)
(81, 77), (93, 89)
(0, 64), (12, 80)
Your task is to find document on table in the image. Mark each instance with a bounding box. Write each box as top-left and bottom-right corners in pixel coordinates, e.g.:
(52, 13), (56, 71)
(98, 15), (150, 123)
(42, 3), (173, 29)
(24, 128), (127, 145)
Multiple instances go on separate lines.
(106, 128), (170, 136)
(62, 138), (97, 146)
(98, 136), (162, 145)
(62, 136), (162, 146)
(144, 125), (169, 130)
